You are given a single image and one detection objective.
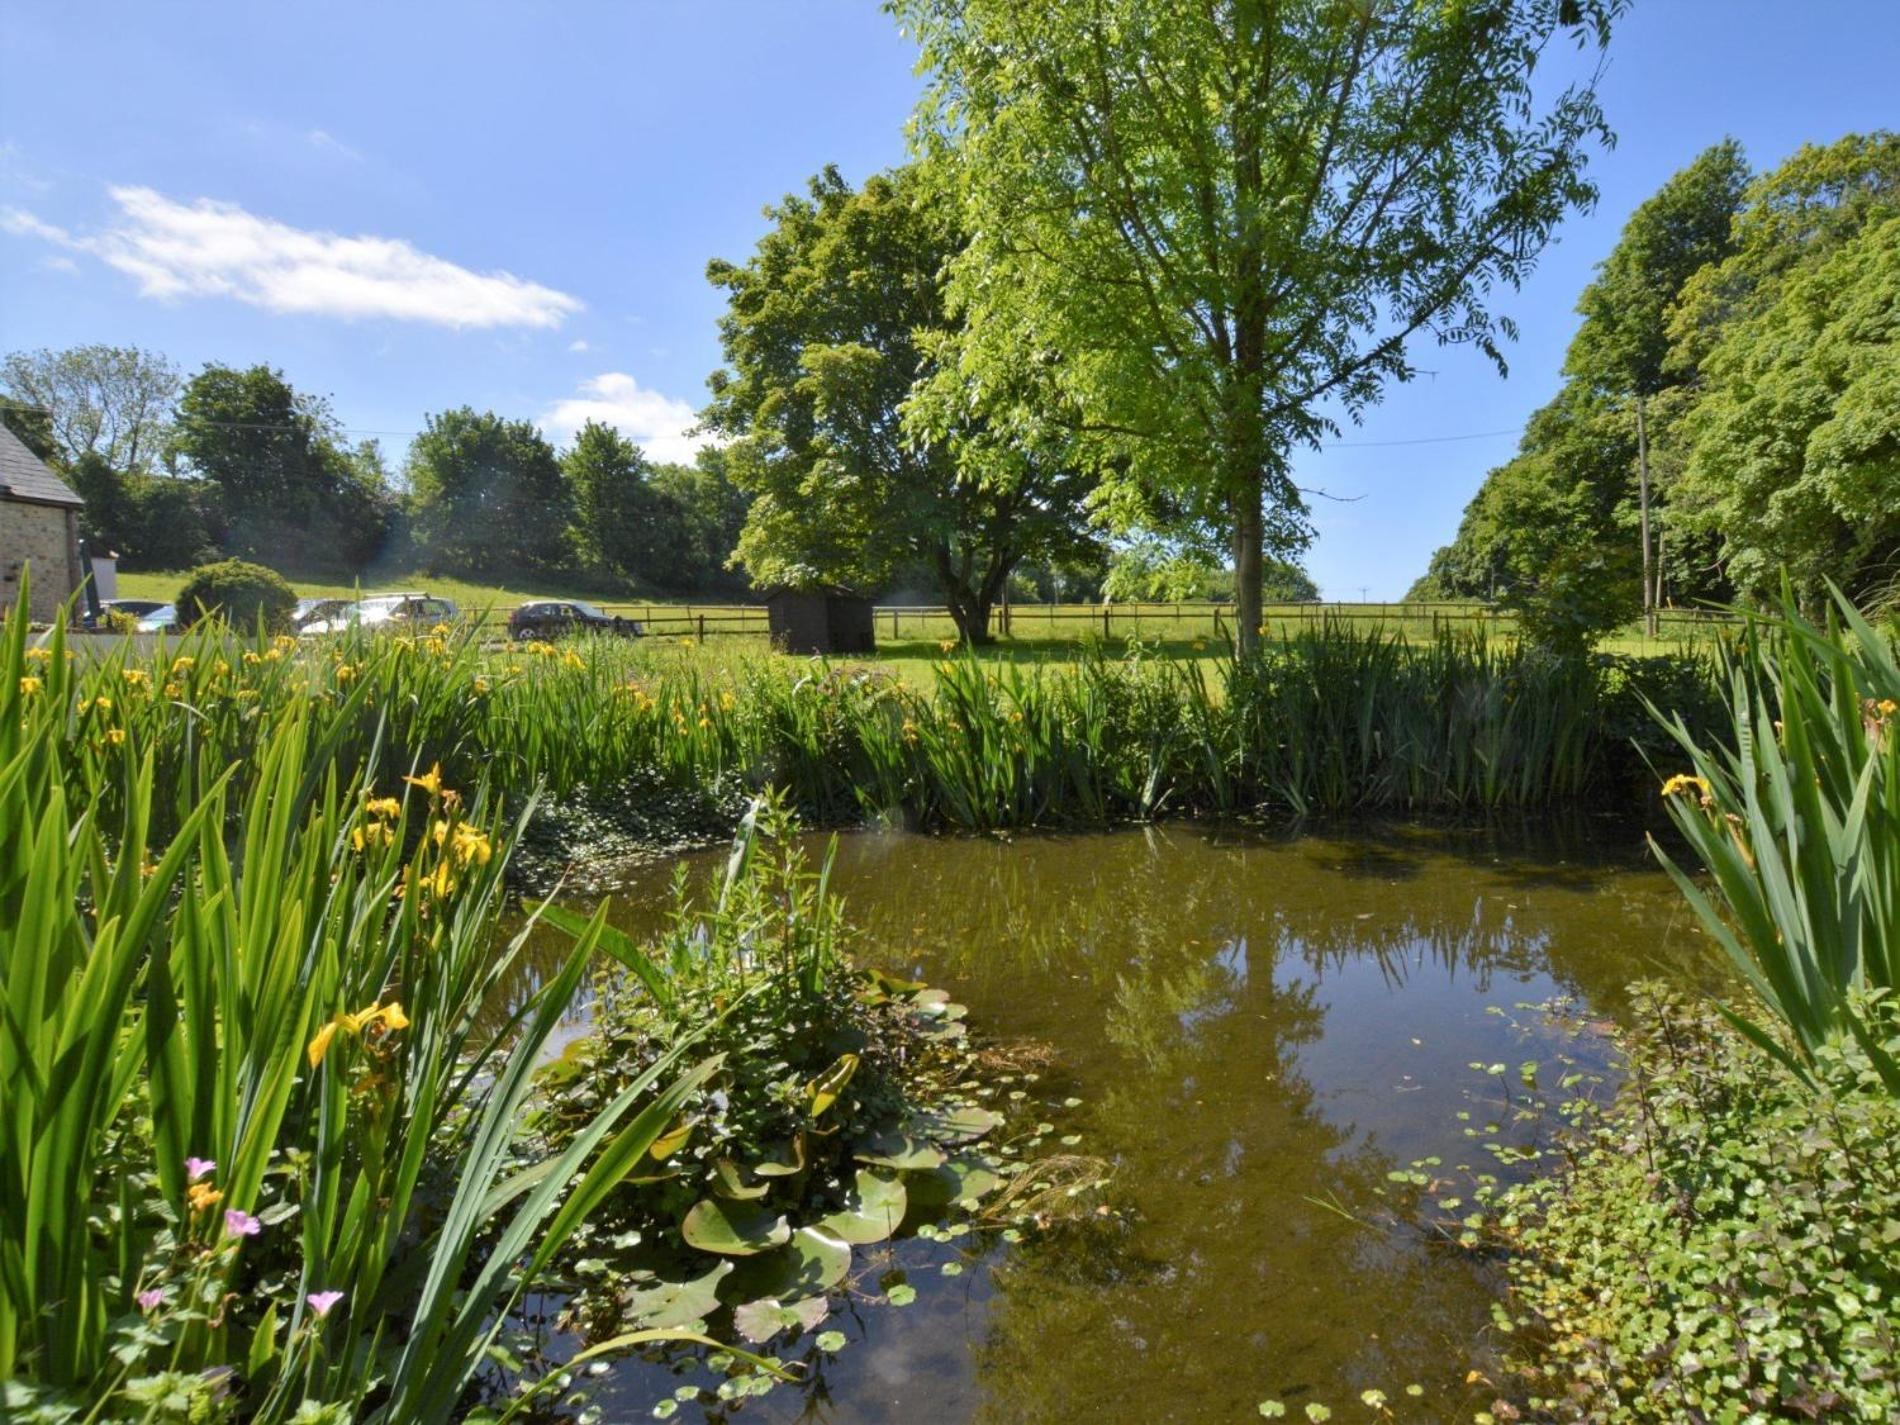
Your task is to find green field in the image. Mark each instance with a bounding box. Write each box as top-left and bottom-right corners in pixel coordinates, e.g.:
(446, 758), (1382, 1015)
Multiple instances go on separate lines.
(112, 568), (1730, 685)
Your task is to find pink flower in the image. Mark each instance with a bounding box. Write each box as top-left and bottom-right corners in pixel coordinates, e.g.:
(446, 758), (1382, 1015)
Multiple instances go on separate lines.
(223, 1208), (262, 1238)
(137, 1288), (165, 1312)
(306, 1290), (344, 1319)
(186, 1157), (216, 1182)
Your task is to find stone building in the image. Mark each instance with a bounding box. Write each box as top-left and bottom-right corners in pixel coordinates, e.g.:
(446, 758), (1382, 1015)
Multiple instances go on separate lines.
(0, 424), (86, 624)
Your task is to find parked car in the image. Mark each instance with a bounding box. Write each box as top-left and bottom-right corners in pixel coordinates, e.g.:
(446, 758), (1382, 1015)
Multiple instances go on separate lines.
(135, 604), (181, 633)
(84, 598), (167, 630)
(292, 596), (354, 632)
(299, 592), (459, 637)
(507, 600), (642, 641)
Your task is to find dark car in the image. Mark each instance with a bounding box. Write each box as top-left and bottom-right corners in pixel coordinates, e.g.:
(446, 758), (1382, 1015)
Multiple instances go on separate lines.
(84, 597), (167, 630)
(507, 600), (641, 641)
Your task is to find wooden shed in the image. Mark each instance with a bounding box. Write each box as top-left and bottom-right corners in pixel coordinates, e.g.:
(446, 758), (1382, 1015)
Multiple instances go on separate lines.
(764, 586), (876, 655)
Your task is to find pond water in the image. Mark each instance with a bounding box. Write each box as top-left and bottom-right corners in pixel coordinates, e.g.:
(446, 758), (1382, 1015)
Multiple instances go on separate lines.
(524, 818), (1717, 1422)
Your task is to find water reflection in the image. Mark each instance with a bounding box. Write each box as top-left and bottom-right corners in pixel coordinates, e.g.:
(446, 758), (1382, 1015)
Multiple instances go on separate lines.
(547, 819), (1713, 1422)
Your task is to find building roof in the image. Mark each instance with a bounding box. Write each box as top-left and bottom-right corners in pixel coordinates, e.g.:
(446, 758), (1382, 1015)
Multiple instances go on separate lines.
(0, 424), (84, 509)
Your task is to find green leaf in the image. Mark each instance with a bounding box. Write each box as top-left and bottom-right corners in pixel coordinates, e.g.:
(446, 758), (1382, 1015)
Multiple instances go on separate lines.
(817, 1169), (908, 1245)
(681, 1200), (791, 1257)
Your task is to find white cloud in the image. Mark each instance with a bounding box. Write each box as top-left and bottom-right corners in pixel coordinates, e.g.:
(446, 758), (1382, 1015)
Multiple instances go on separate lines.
(2, 185), (581, 329)
(306, 129), (363, 162)
(568, 338), (590, 352)
(540, 372), (706, 464)
(40, 254), (78, 274)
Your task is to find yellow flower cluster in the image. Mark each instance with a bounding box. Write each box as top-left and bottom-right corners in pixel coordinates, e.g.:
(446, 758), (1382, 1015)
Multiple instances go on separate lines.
(431, 818), (494, 870)
(1660, 773), (1713, 803)
(306, 1000), (411, 1069)
(18, 675), (43, 698)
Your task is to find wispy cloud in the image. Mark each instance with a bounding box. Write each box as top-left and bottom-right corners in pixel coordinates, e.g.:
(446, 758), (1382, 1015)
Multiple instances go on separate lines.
(540, 372), (705, 464)
(1, 185), (581, 329)
(305, 128), (364, 163)
(568, 338), (591, 353)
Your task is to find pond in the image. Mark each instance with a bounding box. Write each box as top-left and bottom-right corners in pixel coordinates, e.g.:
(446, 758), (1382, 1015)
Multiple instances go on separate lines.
(523, 817), (1717, 1422)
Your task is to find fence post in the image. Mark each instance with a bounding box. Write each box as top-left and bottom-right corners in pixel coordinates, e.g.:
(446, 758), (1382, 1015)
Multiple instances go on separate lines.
(1103, 604), (1111, 640)
(697, 614), (705, 644)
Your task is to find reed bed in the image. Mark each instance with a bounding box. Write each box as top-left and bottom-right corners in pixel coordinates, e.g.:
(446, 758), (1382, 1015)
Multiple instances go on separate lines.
(32, 612), (1716, 842)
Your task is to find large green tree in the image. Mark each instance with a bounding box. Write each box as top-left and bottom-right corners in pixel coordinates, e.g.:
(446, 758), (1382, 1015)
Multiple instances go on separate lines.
(703, 165), (1097, 643)
(0, 344), (179, 472)
(173, 364), (395, 572)
(406, 408), (570, 578)
(895, 0), (1625, 650)
(564, 420), (667, 582)
(1565, 141), (1749, 631)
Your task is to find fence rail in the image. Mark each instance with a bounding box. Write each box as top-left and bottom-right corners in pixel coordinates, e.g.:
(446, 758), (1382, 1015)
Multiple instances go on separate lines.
(521, 599), (1742, 645)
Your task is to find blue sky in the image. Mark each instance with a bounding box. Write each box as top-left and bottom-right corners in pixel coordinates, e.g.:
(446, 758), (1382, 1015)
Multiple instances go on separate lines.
(2, 2), (1895, 597)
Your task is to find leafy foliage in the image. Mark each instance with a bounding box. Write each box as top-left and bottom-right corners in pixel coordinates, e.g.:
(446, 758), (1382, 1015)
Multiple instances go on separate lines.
(1493, 986), (1900, 1422)
(1650, 587), (1900, 1091)
(406, 406), (572, 578)
(175, 557), (298, 632)
(899, 0), (1625, 644)
(703, 165), (1096, 643)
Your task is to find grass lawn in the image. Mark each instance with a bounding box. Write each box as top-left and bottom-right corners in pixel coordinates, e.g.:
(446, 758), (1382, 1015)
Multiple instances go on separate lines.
(110, 568), (1726, 682)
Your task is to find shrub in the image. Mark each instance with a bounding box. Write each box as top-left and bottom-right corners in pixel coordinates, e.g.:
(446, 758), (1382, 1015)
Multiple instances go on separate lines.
(1493, 986), (1900, 1421)
(175, 558), (297, 632)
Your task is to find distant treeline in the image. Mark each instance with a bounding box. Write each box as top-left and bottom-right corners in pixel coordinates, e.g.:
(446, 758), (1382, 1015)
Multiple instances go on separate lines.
(1410, 132), (1899, 626)
(0, 353), (750, 594)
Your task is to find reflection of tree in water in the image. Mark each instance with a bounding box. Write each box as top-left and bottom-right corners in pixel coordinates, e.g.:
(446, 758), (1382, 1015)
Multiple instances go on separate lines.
(969, 943), (1493, 1424)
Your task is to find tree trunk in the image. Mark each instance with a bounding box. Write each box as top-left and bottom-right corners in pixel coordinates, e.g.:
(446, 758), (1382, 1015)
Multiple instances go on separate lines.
(1232, 475), (1264, 656)
(1635, 392), (1655, 638)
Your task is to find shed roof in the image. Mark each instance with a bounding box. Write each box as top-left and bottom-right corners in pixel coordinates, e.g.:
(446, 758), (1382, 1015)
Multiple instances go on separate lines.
(0, 424), (83, 509)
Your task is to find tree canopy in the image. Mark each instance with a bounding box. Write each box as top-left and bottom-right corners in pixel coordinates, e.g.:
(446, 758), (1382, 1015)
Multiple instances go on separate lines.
(703, 164), (1097, 643)
(1416, 131), (1900, 622)
(895, 0), (1625, 648)
(406, 408), (571, 579)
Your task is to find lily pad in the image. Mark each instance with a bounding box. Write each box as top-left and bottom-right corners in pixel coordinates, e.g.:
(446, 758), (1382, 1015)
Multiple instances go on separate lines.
(806, 1053), (859, 1117)
(620, 1261), (733, 1329)
(854, 1127), (946, 1172)
(913, 1104), (1002, 1143)
(722, 1226), (853, 1304)
(909, 988), (950, 1008)
(752, 1137), (806, 1178)
(681, 1200), (790, 1256)
(710, 1157), (770, 1201)
(817, 1169), (908, 1245)
(907, 1153), (1004, 1207)
(732, 1294), (828, 1344)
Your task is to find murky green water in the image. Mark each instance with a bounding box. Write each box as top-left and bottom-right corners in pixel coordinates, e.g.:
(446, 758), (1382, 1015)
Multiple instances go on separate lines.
(526, 818), (1716, 1422)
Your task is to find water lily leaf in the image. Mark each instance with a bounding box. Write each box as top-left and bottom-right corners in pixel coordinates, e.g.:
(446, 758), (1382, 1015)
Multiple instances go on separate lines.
(649, 1117), (694, 1161)
(817, 1169), (908, 1245)
(906, 1153), (1003, 1206)
(908, 988), (950, 1008)
(867, 967), (927, 995)
(681, 1200), (790, 1256)
(806, 1052), (859, 1117)
(721, 1226), (853, 1304)
(913, 1104), (1002, 1143)
(731, 1294), (828, 1344)
(711, 1157), (770, 1201)
(621, 1261), (734, 1329)
(752, 1137), (805, 1178)
(853, 1127), (945, 1171)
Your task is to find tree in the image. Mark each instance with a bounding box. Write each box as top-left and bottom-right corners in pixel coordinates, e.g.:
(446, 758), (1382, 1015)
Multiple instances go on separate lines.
(173, 364), (395, 572)
(1675, 213), (1900, 605)
(406, 408), (570, 578)
(0, 399), (57, 463)
(896, 0), (1625, 651)
(703, 165), (1098, 643)
(648, 449), (752, 592)
(0, 345), (179, 472)
(1566, 141), (1749, 632)
(565, 419), (665, 581)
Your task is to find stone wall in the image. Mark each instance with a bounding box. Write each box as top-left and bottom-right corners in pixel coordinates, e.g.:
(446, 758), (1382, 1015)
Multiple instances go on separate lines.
(0, 499), (81, 624)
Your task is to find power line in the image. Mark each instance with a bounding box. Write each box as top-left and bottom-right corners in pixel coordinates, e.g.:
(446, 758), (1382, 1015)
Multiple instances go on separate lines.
(1321, 426), (1520, 449)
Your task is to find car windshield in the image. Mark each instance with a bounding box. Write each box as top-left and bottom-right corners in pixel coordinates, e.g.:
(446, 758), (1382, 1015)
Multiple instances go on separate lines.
(140, 605), (174, 625)
(573, 602), (607, 618)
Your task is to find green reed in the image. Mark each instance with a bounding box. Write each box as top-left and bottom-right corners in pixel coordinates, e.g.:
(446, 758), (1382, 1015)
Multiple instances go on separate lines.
(1650, 588), (1900, 1094)
(1, 578), (712, 1421)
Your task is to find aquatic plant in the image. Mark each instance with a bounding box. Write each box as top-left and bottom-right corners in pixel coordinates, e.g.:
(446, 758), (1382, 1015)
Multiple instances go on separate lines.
(1650, 586), (1900, 1092)
(1491, 986), (1900, 1420)
(0, 579), (713, 1422)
